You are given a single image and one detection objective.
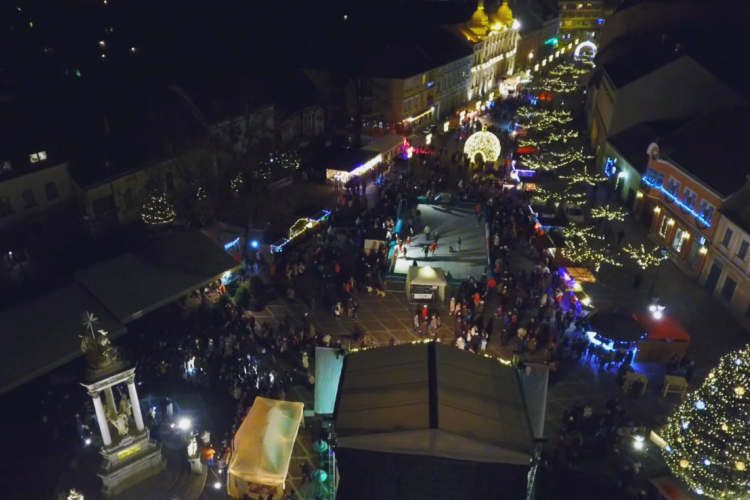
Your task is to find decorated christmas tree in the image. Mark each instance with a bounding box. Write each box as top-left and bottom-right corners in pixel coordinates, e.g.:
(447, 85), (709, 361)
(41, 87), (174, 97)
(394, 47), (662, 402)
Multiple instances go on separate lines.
(662, 346), (750, 499)
(141, 193), (176, 225)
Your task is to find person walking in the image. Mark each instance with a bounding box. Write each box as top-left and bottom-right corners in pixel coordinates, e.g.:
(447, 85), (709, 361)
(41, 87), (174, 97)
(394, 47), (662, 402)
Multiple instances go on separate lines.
(449, 297), (456, 315)
(424, 225), (431, 239)
(423, 245), (430, 259)
(430, 242), (437, 256)
(457, 237), (462, 252)
(434, 231), (440, 244)
(203, 445), (216, 467)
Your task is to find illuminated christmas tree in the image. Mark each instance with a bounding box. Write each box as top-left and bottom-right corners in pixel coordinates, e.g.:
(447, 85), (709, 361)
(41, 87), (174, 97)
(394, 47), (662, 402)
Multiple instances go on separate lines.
(141, 194), (176, 225)
(662, 346), (750, 498)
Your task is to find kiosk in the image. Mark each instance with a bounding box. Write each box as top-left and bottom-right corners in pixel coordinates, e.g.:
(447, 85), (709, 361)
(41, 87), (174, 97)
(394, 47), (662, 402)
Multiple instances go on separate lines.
(406, 266), (448, 304)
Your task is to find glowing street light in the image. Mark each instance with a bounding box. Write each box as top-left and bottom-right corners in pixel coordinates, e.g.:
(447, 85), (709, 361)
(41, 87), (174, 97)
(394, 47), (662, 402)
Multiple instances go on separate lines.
(177, 418), (192, 430)
(649, 303), (665, 320)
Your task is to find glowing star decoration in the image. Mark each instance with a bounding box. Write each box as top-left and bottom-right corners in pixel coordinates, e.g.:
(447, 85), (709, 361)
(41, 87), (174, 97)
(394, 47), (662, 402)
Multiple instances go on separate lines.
(141, 194), (176, 226)
(81, 311), (99, 339)
(464, 126), (501, 163)
(662, 345), (750, 499)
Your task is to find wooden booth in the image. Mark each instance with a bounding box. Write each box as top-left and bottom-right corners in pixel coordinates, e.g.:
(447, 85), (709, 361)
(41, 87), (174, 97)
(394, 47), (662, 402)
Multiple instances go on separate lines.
(406, 266), (448, 304)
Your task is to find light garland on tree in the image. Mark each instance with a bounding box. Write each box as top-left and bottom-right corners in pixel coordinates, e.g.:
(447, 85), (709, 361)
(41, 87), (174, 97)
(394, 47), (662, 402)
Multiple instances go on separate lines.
(464, 126), (502, 163)
(196, 187), (206, 201)
(522, 148), (592, 171)
(623, 244), (668, 269)
(230, 174), (244, 193)
(536, 76), (578, 94)
(562, 224), (605, 242)
(141, 194), (176, 226)
(591, 205), (627, 221)
(560, 166), (607, 185)
(546, 129), (579, 143)
(662, 346), (750, 499)
(549, 63), (589, 78)
(516, 108), (573, 131)
(560, 238), (621, 272)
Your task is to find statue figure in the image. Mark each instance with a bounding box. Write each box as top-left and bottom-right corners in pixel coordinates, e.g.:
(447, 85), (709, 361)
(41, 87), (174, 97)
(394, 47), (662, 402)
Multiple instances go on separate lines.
(119, 394), (132, 417)
(80, 328), (123, 371)
(187, 437), (199, 459)
(108, 412), (129, 436)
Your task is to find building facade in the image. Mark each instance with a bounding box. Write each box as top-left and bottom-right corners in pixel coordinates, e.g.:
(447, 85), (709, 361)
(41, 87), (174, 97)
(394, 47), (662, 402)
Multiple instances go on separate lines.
(587, 54), (745, 161)
(558, 0), (604, 42)
(0, 159), (73, 230)
(637, 142), (716, 277)
(458, 1), (521, 103)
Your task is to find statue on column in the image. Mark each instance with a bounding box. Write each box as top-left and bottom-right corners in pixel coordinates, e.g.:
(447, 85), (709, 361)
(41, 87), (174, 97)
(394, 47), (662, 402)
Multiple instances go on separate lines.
(80, 311), (123, 371)
(105, 405), (130, 436)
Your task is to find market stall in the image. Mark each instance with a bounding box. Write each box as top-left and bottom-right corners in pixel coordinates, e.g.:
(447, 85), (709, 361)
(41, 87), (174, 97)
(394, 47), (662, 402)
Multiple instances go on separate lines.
(406, 266), (448, 304)
(325, 150), (382, 184)
(228, 397), (305, 499)
(586, 310), (691, 364)
(632, 313), (691, 364)
(270, 210), (330, 253)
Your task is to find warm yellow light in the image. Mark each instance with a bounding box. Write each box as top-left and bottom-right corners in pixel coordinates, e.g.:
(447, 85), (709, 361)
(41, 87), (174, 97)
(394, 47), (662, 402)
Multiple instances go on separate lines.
(443, 121), (449, 133)
(722, 423), (729, 431)
(681, 232), (690, 240)
(534, 64), (539, 71)
(581, 297), (591, 306)
(476, 101), (482, 110)
(667, 219), (675, 226)
(542, 60), (547, 66)
(426, 133), (432, 145)
(736, 386), (746, 396)
(737, 462), (746, 471)
(679, 460), (689, 468)
(699, 246), (708, 255)
(528, 52), (534, 60)
(654, 207), (661, 213)
(636, 192), (644, 198)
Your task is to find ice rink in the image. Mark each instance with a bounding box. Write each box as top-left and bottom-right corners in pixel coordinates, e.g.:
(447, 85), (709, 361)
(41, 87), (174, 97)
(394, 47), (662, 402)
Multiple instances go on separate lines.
(393, 204), (489, 280)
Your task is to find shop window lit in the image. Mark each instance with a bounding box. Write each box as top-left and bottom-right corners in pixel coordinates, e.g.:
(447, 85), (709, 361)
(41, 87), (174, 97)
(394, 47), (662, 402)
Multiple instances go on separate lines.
(673, 228), (686, 253)
(659, 215), (670, 238)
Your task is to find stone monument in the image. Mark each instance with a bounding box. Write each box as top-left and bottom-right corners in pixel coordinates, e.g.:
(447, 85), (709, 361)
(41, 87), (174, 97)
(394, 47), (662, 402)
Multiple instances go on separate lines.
(78, 311), (166, 497)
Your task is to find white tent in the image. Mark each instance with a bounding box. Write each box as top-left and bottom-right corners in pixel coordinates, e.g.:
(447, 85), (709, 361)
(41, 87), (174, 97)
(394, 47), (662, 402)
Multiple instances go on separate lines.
(228, 397), (304, 499)
(405, 266), (448, 303)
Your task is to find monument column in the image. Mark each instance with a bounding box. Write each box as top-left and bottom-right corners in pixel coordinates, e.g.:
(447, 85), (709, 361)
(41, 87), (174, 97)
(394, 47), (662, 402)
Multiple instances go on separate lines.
(91, 390), (112, 446)
(127, 379), (145, 431)
(104, 387), (117, 414)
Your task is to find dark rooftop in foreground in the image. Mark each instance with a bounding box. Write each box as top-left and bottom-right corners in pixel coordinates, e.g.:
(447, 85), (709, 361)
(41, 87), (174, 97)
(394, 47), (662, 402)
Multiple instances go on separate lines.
(657, 106), (750, 198)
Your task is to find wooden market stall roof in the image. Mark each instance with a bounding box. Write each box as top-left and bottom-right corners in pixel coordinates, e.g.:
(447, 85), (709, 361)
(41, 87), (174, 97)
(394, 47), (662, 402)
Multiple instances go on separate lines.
(564, 267), (597, 284)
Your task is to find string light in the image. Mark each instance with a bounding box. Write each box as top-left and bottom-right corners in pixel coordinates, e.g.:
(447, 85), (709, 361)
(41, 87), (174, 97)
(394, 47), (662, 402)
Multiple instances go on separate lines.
(516, 108), (573, 131)
(662, 345), (750, 499)
(141, 194), (176, 225)
(559, 238), (621, 272)
(230, 174), (244, 193)
(623, 244), (668, 269)
(591, 205), (627, 221)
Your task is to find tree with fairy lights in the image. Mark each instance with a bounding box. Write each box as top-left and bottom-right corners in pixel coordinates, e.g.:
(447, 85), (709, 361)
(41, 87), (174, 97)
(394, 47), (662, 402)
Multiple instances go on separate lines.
(141, 193), (176, 226)
(662, 346), (750, 499)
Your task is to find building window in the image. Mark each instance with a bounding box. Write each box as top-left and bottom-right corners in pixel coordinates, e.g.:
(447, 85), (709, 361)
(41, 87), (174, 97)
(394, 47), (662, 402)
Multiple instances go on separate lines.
(0, 197), (12, 217)
(659, 214), (670, 237)
(721, 276), (737, 302)
(698, 201), (714, 225)
(682, 188), (696, 210)
(22, 189), (36, 208)
(666, 178), (680, 197)
(738, 240), (749, 261)
(672, 228), (686, 253)
(29, 151), (47, 163)
(645, 168), (664, 187)
(45, 182), (59, 201)
(722, 227), (734, 248)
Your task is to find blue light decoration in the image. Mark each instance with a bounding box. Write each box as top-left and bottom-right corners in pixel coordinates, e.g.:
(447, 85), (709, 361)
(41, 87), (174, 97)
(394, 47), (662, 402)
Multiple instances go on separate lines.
(224, 237), (240, 251)
(695, 400), (706, 410)
(642, 176), (712, 227)
(250, 240), (259, 249)
(604, 157), (618, 178)
(427, 81), (435, 88)
(699, 236), (706, 246)
(596, 18), (604, 25)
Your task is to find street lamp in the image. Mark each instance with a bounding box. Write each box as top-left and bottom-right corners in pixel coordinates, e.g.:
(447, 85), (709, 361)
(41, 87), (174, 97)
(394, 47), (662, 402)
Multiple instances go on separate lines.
(649, 303), (665, 320)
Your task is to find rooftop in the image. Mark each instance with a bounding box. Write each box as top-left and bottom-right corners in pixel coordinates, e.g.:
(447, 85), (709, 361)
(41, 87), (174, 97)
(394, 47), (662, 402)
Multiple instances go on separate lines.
(607, 119), (691, 173)
(0, 283), (126, 396)
(334, 342), (534, 463)
(75, 230), (241, 323)
(719, 184), (750, 235)
(657, 106), (750, 198)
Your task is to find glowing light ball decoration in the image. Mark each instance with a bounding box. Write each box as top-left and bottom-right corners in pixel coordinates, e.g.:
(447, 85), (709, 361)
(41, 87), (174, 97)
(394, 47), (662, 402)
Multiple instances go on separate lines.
(662, 345), (750, 499)
(464, 126), (502, 164)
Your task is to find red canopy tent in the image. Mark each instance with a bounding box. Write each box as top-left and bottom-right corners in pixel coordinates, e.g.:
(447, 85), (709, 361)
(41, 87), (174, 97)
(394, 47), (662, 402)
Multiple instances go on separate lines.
(516, 146), (541, 155)
(633, 314), (691, 363)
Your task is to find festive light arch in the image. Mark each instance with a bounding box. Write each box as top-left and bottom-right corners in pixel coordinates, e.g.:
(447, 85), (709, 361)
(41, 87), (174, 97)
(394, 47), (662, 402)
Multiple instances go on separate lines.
(464, 126), (502, 163)
(574, 40), (597, 58)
